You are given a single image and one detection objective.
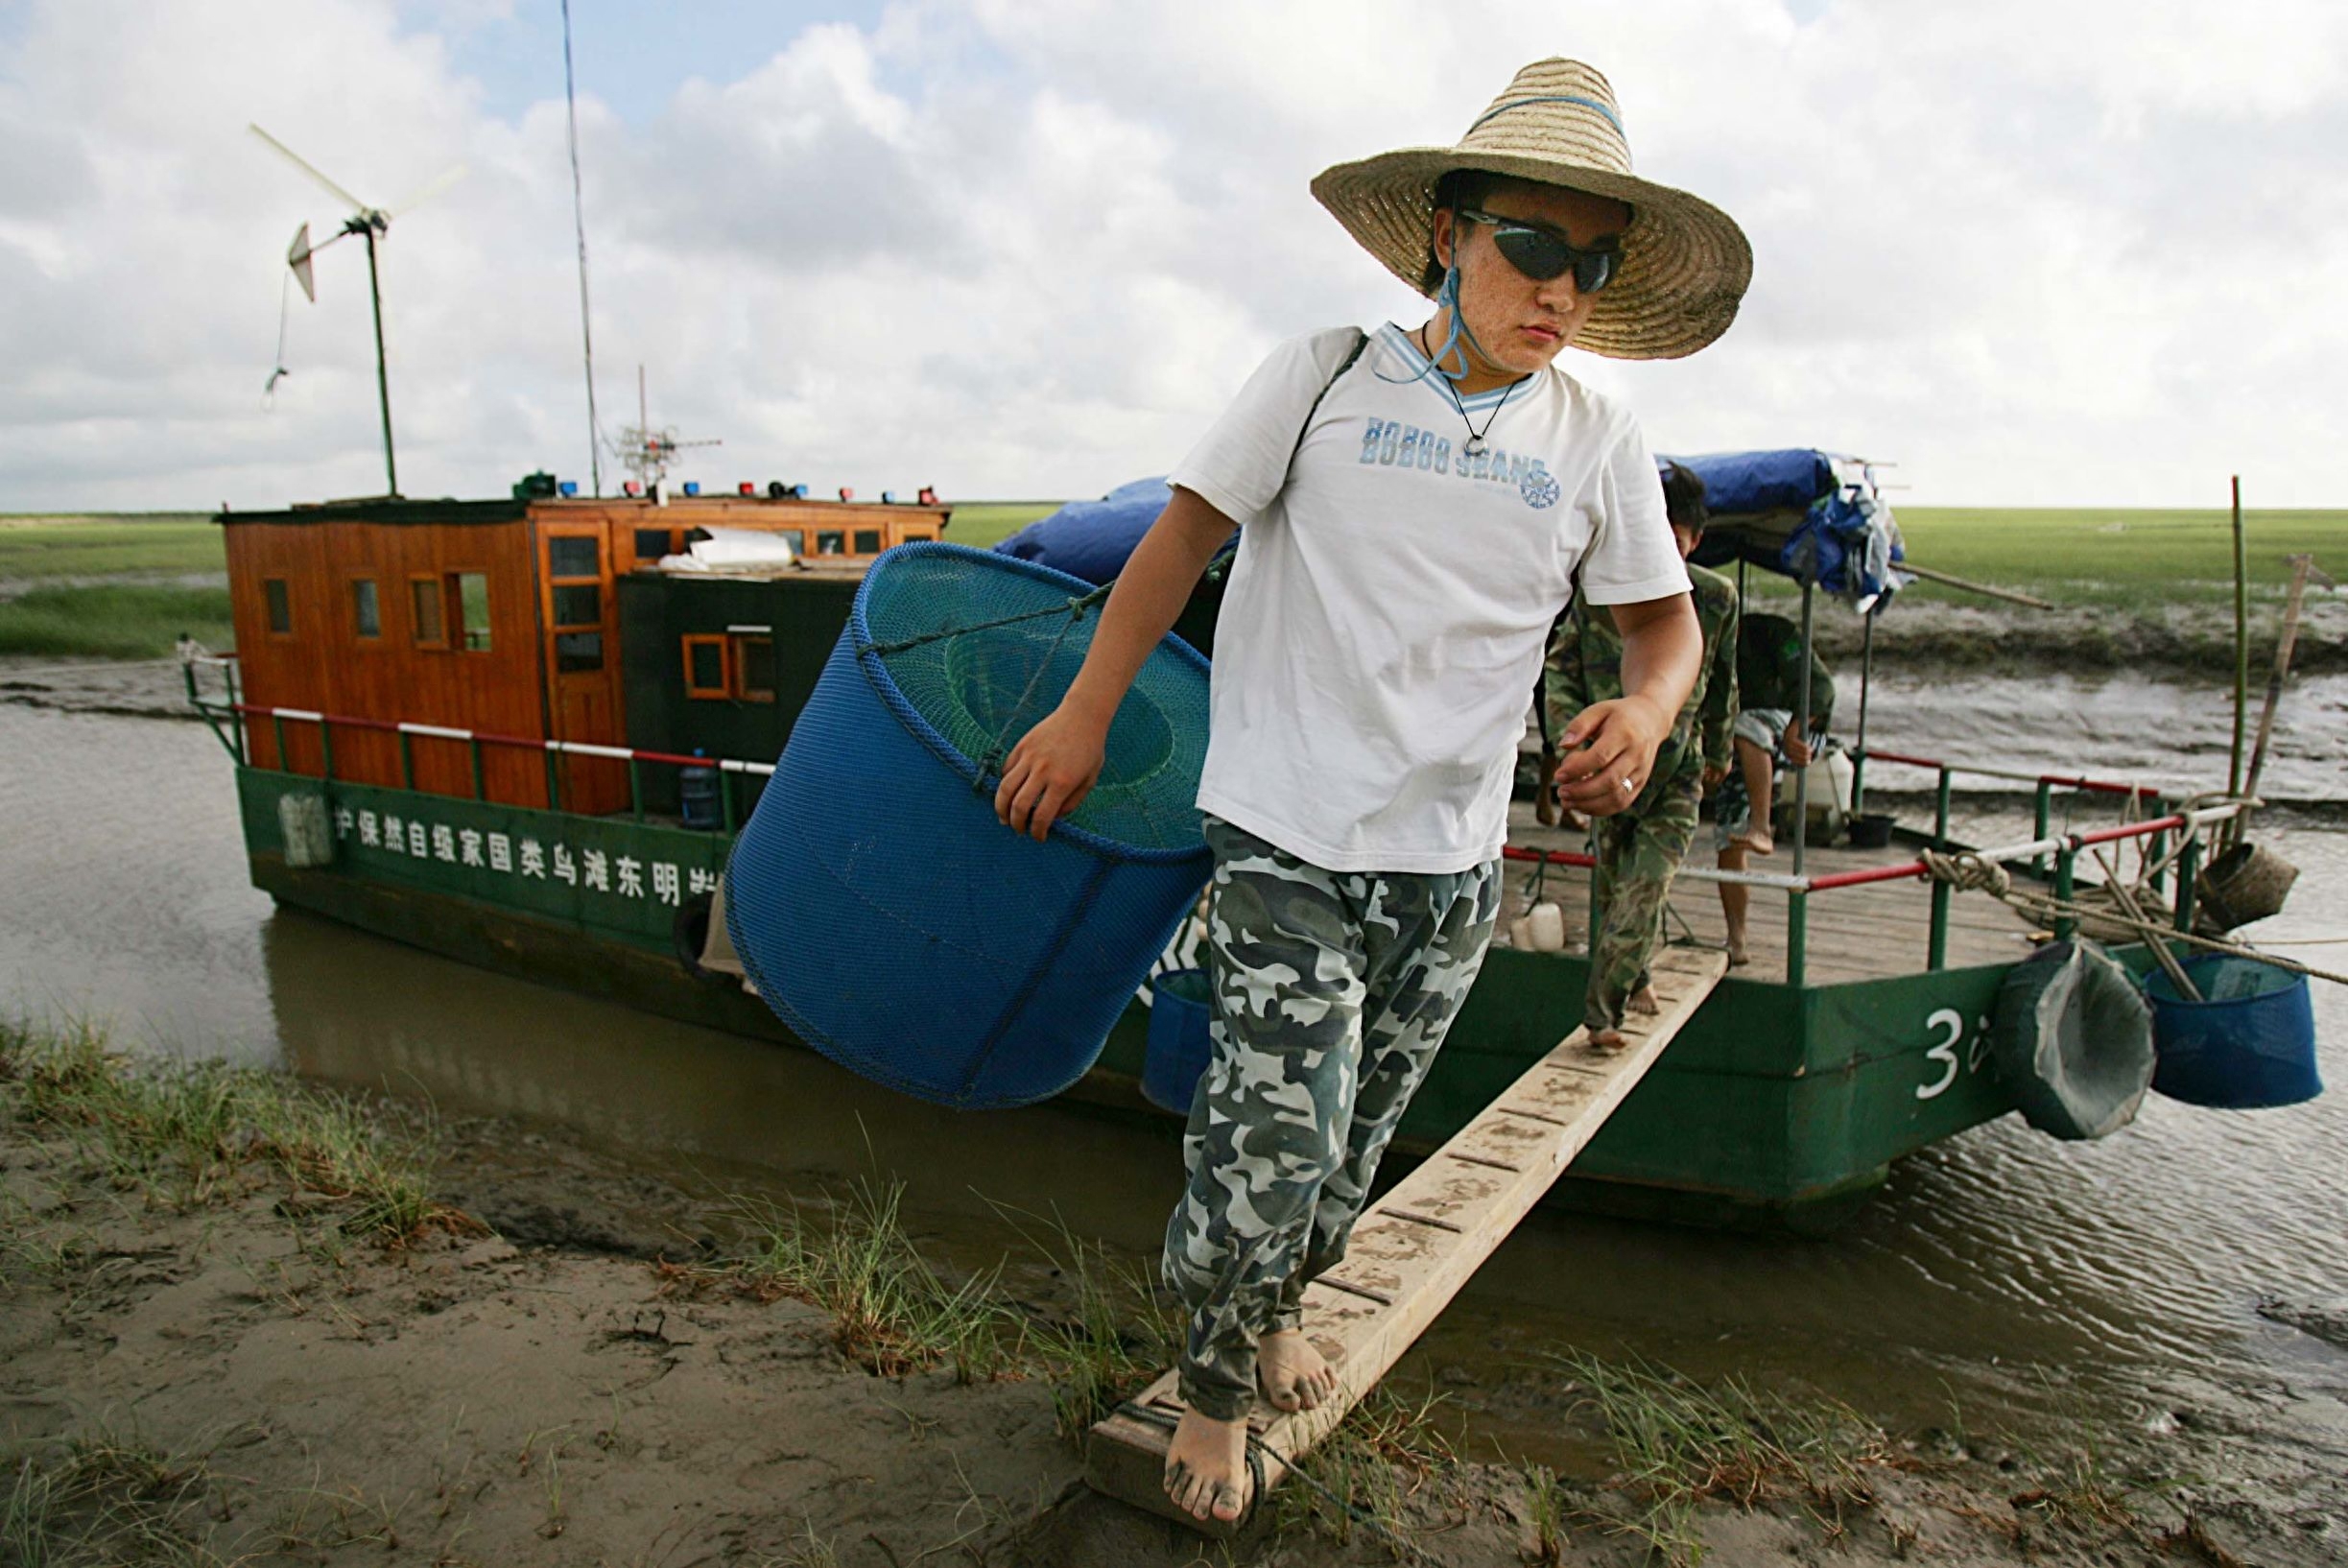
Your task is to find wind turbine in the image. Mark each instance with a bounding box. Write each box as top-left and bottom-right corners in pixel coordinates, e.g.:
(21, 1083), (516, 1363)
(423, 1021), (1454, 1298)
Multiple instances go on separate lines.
(250, 123), (464, 498)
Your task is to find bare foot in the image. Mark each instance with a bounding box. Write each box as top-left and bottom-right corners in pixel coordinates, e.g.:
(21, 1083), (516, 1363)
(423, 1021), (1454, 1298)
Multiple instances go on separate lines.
(1733, 824), (1774, 857)
(1627, 986), (1660, 1016)
(1258, 1328), (1339, 1414)
(1587, 1026), (1630, 1054)
(1726, 936), (1750, 968)
(1163, 1406), (1250, 1525)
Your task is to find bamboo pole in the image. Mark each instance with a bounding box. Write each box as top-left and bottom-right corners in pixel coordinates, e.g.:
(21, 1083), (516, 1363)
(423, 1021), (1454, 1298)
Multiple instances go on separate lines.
(1895, 560), (2055, 610)
(2238, 555), (2332, 836)
(2228, 475), (2247, 804)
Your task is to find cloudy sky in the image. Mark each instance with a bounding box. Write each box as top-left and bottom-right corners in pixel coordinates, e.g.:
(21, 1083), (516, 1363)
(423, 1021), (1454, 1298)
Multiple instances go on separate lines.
(3, 0), (2341, 511)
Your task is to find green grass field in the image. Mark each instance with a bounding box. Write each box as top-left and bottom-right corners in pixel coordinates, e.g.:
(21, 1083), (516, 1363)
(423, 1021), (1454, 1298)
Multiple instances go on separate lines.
(939, 502), (1059, 551)
(0, 515), (222, 581)
(2, 506), (2335, 661)
(1882, 507), (2343, 608)
(0, 584), (234, 660)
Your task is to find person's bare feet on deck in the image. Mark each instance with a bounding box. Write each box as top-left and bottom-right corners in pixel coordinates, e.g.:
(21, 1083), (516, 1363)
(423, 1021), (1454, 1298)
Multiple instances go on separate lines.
(1588, 1026), (1630, 1053)
(1164, 1406), (1251, 1525)
(1258, 1328), (1339, 1413)
(1733, 824), (1774, 856)
(1726, 934), (1750, 967)
(1627, 985), (1660, 1016)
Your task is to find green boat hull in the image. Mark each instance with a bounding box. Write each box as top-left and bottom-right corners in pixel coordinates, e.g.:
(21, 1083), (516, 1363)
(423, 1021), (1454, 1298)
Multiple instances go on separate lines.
(234, 765), (2023, 1231)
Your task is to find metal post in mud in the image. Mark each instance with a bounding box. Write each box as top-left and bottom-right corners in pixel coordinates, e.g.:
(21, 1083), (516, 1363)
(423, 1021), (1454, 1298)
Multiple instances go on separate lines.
(2053, 845), (2078, 942)
(2229, 474), (2246, 801)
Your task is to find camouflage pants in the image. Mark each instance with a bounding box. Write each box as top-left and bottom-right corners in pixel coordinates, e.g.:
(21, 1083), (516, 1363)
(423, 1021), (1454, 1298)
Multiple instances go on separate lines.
(1161, 817), (1500, 1421)
(1585, 751), (1702, 1033)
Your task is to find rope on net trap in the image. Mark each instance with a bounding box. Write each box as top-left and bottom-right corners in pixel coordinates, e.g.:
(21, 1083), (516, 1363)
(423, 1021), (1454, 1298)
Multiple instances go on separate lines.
(1915, 846), (2348, 989)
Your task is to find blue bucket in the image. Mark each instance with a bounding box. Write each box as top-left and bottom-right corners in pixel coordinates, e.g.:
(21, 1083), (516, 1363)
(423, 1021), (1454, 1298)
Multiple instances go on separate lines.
(2145, 954), (2322, 1109)
(1142, 967), (1216, 1114)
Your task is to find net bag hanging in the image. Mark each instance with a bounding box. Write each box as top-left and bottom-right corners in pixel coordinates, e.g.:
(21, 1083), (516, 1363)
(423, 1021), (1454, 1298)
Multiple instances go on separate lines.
(723, 542), (1213, 1108)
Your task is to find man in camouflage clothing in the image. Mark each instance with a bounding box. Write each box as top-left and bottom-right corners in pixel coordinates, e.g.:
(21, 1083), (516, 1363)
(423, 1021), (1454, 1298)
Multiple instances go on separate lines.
(1712, 610), (1836, 962)
(1159, 817), (1500, 1422)
(1548, 462), (1739, 1046)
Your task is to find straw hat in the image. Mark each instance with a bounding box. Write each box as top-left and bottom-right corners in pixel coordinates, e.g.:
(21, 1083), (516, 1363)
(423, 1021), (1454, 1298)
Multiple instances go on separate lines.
(1311, 59), (1752, 361)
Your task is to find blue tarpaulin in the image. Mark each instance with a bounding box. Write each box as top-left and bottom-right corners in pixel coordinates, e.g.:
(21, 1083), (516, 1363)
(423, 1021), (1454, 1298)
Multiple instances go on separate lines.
(994, 476), (1178, 585)
(1672, 448), (1910, 610)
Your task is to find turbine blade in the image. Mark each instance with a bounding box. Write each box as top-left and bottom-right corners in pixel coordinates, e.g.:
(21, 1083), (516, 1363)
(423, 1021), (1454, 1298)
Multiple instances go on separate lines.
(248, 123), (368, 213)
(387, 163), (466, 220)
(286, 222), (317, 301)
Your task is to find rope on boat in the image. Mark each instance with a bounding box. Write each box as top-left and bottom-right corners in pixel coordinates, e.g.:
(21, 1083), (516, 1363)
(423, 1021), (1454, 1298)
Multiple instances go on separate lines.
(1916, 847), (2348, 988)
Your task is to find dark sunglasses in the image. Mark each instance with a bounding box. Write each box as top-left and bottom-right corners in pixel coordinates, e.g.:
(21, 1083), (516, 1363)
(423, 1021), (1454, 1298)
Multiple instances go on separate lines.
(1456, 207), (1621, 294)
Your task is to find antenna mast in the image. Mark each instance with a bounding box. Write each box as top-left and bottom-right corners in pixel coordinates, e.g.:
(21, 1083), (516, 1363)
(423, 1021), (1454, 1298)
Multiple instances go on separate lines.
(561, 0), (605, 497)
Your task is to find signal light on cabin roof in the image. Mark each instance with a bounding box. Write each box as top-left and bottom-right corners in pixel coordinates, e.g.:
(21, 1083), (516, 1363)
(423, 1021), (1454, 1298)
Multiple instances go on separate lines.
(738, 482), (755, 496)
(682, 482), (701, 496)
(622, 480), (644, 497)
(768, 481), (789, 499)
(839, 487), (854, 502)
(558, 481), (580, 498)
(918, 487), (937, 505)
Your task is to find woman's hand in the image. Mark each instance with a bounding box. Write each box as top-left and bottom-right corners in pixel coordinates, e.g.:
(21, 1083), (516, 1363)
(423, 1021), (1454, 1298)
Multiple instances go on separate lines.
(1552, 693), (1672, 817)
(993, 702), (1109, 842)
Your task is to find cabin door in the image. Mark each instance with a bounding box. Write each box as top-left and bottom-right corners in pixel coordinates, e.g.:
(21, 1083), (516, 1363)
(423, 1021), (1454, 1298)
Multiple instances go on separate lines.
(535, 520), (629, 814)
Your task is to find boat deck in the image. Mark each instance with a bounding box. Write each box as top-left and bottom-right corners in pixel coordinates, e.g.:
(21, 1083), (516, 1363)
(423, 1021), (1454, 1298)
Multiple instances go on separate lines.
(1500, 801), (2044, 985)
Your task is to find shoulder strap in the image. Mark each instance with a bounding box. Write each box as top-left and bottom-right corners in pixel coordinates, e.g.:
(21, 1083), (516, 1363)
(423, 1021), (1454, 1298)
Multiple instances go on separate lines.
(1286, 327), (1370, 473)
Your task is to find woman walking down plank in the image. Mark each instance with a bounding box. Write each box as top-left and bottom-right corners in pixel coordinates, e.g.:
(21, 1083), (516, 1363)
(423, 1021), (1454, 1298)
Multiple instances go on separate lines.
(992, 58), (1751, 1526)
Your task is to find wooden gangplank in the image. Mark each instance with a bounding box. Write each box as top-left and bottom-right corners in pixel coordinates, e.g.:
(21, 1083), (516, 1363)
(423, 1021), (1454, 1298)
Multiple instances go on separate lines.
(1086, 945), (1729, 1535)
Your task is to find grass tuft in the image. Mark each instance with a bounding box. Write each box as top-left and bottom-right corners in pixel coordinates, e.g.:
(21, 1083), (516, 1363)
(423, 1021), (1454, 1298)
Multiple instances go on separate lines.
(1270, 1384), (1462, 1551)
(670, 1178), (1021, 1382)
(1553, 1350), (1908, 1566)
(0, 1011), (475, 1245)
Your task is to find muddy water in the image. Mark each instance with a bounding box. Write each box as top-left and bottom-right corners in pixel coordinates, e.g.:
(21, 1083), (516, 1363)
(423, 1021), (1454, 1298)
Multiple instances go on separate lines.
(3, 701), (2344, 1483)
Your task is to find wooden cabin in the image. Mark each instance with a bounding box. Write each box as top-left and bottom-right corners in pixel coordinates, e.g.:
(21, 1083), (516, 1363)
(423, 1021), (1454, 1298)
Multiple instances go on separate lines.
(221, 493), (950, 815)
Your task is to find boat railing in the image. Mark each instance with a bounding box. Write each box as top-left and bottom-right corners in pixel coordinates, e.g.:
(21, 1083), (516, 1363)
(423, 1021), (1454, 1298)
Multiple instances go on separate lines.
(1502, 793), (2245, 986)
(183, 657), (774, 830)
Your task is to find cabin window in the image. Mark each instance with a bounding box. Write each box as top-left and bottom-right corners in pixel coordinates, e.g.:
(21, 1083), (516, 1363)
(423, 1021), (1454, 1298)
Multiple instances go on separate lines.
(453, 572), (491, 652)
(852, 529), (884, 555)
(548, 535), (601, 578)
(409, 577), (445, 647)
(815, 531), (845, 556)
(683, 635), (728, 700)
(350, 580), (380, 638)
(901, 525), (937, 543)
(635, 528), (674, 562)
(552, 583), (601, 626)
(556, 631), (604, 672)
(264, 578), (292, 635)
(734, 635), (776, 701)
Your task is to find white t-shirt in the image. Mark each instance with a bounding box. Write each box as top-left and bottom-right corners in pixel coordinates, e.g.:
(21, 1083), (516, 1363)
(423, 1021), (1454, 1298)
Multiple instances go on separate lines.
(1169, 322), (1689, 874)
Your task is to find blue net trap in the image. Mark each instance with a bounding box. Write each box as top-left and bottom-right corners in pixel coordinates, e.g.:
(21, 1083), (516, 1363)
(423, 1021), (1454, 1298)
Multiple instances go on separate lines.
(2146, 953), (2322, 1109)
(723, 542), (1213, 1108)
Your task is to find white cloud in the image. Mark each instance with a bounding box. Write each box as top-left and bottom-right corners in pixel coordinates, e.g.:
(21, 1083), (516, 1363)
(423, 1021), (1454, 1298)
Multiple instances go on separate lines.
(0, 0), (2341, 510)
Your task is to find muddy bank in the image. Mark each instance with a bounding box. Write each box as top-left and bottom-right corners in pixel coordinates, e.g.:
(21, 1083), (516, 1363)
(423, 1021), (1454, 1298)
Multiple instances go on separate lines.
(0, 655), (202, 721)
(1796, 594), (2348, 677)
(6, 1049), (2338, 1568)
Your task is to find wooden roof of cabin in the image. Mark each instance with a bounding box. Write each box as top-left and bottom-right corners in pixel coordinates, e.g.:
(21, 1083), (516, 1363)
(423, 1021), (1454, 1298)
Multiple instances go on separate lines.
(215, 495), (951, 529)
